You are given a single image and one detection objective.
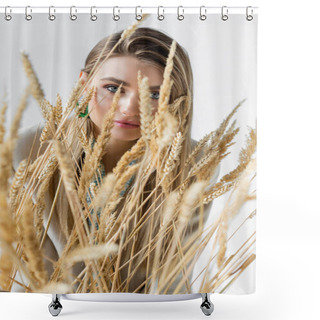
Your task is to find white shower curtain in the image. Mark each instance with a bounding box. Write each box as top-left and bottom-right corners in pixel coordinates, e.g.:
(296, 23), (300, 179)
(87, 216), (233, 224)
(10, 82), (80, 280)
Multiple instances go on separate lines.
(0, 7), (257, 295)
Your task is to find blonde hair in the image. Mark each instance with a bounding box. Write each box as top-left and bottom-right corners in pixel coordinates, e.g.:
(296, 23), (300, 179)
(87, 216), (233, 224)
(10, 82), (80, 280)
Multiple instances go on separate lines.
(51, 27), (195, 277)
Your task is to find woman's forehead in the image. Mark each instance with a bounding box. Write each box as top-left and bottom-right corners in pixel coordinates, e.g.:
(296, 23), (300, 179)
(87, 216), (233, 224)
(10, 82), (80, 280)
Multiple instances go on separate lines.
(97, 55), (163, 82)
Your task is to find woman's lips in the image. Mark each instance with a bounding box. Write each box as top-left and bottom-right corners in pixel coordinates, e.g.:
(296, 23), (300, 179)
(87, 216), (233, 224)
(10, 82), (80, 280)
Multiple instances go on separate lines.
(114, 120), (140, 128)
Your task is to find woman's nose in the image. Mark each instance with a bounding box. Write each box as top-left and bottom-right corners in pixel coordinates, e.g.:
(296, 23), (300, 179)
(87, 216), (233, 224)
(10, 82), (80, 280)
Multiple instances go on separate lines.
(119, 91), (140, 116)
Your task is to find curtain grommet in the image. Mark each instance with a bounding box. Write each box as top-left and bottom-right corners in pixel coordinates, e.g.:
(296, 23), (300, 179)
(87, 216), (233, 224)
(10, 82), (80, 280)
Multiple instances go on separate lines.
(48, 6), (56, 21)
(157, 6), (165, 20)
(113, 6), (120, 21)
(200, 6), (207, 21)
(177, 6), (184, 21)
(135, 6), (142, 20)
(90, 6), (98, 21)
(246, 6), (254, 21)
(5, 6), (12, 21)
(70, 6), (77, 21)
(221, 6), (228, 21)
(25, 6), (32, 21)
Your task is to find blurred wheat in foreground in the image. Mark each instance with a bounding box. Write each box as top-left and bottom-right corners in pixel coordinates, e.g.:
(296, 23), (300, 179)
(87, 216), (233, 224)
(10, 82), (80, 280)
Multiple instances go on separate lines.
(0, 18), (256, 294)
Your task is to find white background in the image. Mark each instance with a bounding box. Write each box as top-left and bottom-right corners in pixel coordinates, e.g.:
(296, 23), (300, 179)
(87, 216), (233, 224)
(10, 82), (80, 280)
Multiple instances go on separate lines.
(0, 0), (319, 319)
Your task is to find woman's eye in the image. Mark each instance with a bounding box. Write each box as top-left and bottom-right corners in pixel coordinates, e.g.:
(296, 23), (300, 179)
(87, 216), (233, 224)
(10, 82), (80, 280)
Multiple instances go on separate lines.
(104, 85), (118, 93)
(151, 92), (160, 100)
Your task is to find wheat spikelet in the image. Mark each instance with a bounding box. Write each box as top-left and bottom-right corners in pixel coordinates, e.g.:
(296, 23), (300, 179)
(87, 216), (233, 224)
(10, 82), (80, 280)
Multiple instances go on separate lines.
(162, 131), (183, 176)
(210, 99), (246, 148)
(203, 182), (235, 204)
(40, 106), (55, 146)
(120, 14), (150, 40)
(217, 213), (228, 268)
(157, 40), (176, 115)
(91, 172), (116, 212)
(0, 100), (8, 144)
(0, 142), (12, 193)
(54, 93), (63, 126)
(53, 139), (76, 194)
(139, 74), (153, 144)
(65, 243), (119, 266)
(156, 111), (178, 151)
(0, 252), (14, 291)
(161, 131), (183, 194)
(187, 149), (219, 179)
(77, 85), (96, 116)
(228, 158), (256, 220)
(196, 122), (239, 183)
(38, 98), (52, 121)
(38, 282), (73, 294)
(64, 78), (83, 117)
(19, 196), (48, 287)
(150, 40), (176, 156)
(78, 125), (92, 156)
(185, 130), (215, 166)
(34, 170), (56, 240)
(178, 181), (207, 226)
(78, 85), (120, 200)
(162, 190), (180, 227)
(203, 125), (257, 205)
(20, 50), (45, 105)
(113, 138), (145, 177)
(38, 152), (57, 183)
(0, 191), (17, 243)
(9, 159), (28, 210)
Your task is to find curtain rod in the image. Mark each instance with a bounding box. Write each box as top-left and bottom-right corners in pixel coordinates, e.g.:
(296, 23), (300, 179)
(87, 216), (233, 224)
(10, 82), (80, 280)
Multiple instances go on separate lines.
(0, 6), (259, 13)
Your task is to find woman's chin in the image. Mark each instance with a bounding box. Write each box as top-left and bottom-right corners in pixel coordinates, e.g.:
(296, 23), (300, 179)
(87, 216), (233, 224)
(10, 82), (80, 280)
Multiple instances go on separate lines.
(111, 130), (141, 142)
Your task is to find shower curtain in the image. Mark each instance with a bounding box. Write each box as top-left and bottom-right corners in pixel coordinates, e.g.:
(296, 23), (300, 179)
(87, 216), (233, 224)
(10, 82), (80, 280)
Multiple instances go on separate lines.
(0, 6), (257, 295)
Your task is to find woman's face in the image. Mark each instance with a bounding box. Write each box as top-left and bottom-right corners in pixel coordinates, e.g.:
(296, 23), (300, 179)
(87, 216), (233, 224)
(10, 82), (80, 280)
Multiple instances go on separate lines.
(80, 55), (164, 142)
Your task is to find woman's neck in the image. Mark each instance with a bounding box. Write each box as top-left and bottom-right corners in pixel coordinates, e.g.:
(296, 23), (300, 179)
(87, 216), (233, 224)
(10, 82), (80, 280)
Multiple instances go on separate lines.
(102, 138), (137, 174)
(93, 125), (137, 174)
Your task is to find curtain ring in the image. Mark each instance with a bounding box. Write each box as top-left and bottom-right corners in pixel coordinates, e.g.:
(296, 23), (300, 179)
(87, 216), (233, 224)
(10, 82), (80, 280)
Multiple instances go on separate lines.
(5, 6), (12, 21)
(200, 5), (207, 21)
(157, 6), (165, 20)
(135, 6), (142, 20)
(25, 6), (32, 21)
(113, 6), (120, 21)
(90, 6), (97, 21)
(70, 6), (77, 21)
(48, 6), (56, 21)
(177, 6), (184, 21)
(246, 6), (254, 21)
(221, 6), (228, 21)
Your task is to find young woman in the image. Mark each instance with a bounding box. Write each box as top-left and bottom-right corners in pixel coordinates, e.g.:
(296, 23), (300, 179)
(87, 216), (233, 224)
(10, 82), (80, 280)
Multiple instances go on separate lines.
(12, 27), (220, 294)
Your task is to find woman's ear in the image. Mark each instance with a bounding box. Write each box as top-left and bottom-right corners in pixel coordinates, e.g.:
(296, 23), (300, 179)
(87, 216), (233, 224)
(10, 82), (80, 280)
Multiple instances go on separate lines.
(79, 71), (89, 96)
(79, 71), (88, 85)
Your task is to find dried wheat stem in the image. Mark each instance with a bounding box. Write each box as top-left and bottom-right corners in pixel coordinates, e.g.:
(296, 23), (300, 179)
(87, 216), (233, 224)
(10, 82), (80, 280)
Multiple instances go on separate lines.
(113, 138), (145, 177)
(9, 159), (28, 211)
(19, 196), (48, 287)
(54, 93), (63, 126)
(0, 100), (8, 144)
(139, 74), (154, 144)
(20, 50), (45, 105)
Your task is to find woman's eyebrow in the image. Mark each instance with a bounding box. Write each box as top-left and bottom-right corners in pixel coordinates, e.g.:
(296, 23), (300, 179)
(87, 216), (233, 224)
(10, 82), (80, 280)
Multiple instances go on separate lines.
(100, 77), (161, 90)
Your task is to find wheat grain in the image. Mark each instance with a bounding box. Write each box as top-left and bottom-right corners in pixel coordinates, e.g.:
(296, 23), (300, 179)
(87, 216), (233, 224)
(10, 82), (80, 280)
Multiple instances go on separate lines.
(139, 75), (154, 144)
(0, 100), (8, 144)
(19, 196), (48, 287)
(20, 50), (45, 105)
